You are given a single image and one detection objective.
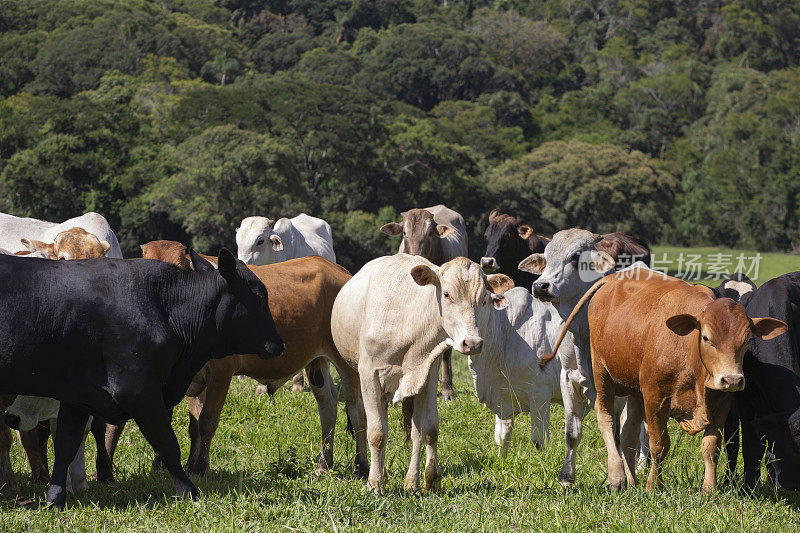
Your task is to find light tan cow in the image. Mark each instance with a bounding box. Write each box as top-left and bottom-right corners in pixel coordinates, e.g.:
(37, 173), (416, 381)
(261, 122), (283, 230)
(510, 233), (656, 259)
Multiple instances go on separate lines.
(331, 254), (508, 493)
(19, 227), (111, 260)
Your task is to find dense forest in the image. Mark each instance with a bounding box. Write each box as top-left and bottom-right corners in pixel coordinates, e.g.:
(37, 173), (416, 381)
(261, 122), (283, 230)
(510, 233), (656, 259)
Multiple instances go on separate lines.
(1, 0), (799, 270)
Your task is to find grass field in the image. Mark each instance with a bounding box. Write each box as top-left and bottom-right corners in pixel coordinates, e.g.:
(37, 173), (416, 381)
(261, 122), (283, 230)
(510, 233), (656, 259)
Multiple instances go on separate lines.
(0, 247), (799, 531)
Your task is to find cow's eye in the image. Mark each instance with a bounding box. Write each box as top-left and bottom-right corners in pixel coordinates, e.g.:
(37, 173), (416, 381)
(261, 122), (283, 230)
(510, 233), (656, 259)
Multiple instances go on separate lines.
(256, 238), (264, 246)
(443, 291), (451, 302)
(702, 335), (709, 343)
(570, 252), (580, 263)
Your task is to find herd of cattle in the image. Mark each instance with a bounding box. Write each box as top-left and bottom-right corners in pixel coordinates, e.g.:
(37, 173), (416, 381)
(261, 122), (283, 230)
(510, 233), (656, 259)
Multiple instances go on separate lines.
(0, 205), (798, 509)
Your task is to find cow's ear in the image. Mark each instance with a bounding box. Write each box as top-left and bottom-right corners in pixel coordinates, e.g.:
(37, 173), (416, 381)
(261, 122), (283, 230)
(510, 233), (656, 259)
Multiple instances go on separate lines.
(488, 209), (500, 223)
(666, 314), (699, 336)
(436, 224), (454, 238)
(21, 238), (55, 259)
(490, 293), (509, 310)
(410, 264), (439, 287)
(189, 249), (216, 272)
(518, 253), (546, 275)
(486, 274), (514, 295)
(750, 317), (788, 340)
(380, 223), (403, 236)
(589, 250), (615, 273)
(100, 241), (111, 256)
(217, 248), (238, 281)
(517, 225), (533, 240)
(269, 234), (283, 251)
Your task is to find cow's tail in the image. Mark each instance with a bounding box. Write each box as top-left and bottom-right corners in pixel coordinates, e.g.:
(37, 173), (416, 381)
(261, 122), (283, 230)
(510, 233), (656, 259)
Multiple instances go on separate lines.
(539, 277), (610, 370)
(402, 398), (413, 442)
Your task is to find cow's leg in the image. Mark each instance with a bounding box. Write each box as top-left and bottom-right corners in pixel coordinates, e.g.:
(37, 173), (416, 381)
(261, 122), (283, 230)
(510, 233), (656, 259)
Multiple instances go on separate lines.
(419, 373), (441, 491)
(361, 370), (388, 494)
(66, 421), (90, 493)
(308, 360), (337, 475)
(494, 415), (514, 456)
(105, 422), (125, 464)
(439, 347), (455, 401)
(186, 389), (206, 474)
(594, 365), (626, 491)
(721, 402), (740, 485)
(740, 415), (764, 490)
(338, 363), (369, 478)
(0, 415), (19, 497)
(151, 406), (174, 472)
(46, 404), (89, 509)
(91, 417), (114, 483)
(619, 395), (644, 488)
(643, 397), (670, 492)
(19, 426), (50, 484)
(404, 396), (424, 491)
(186, 370), (232, 477)
(529, 385), (552, 449)
(290, 371), (305, 393)
(133, 406), (198, 499)
(558, 367), (588, 487)
(701, 424), (724, 493)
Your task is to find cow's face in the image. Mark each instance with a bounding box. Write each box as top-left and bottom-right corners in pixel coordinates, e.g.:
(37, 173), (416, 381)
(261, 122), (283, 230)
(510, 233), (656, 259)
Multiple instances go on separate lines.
(666, 298), (787, 391)
(381, 209), (453, 260)
(141, 240), (191, 271)
(410, 258), (510, 355)
(519, 229), (615, 302)
(20, 227), (111, 260)
(236, 216), (283, 265)
(214, 249), (284, 359)
(480, 210), (534, 273)
(3, 396), (60, 432)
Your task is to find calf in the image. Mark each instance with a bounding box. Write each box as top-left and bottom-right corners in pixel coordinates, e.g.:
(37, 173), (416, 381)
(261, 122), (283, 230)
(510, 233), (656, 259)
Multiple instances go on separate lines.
(480, 209), (550, 288)
(0, 249), (284, 508)
(331, 255), (507, 493)
(468, 285), (588, 485)
(548, 268), (785, 492)
(129, 241), (365, 477)
(0, 211), (122, 259)
(380, 205), (468, 401)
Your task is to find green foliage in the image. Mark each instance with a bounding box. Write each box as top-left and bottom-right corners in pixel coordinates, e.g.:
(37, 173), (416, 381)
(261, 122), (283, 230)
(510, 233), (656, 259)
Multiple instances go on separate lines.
(2, 0), (800, 259)
(147, 125), (304, 252)
(488, 140), (675, 243)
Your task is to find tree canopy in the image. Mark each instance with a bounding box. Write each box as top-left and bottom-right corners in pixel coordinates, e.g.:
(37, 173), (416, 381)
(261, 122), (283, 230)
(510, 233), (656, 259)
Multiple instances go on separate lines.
(2, 0), (800, 270)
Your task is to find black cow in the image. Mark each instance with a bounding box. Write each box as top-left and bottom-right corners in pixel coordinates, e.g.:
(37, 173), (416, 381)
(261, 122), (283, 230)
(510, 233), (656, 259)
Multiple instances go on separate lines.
(0, 249), (284, 508)
(480, 210), (551, 289)
(723, 272), (800, 490)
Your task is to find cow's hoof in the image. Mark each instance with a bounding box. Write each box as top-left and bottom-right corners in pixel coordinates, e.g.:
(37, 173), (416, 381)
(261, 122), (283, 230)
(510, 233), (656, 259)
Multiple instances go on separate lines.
(557, 469), (575, 488)
(403, 475), (419, 491)
(607, 479), (626, 492)
(95, 468), (114, 484)
(423, 466), (442, 492)
(45, 485), (66, 510)
(441, 389), (455, 402)
(366, 479), (384, 495)
(186, 460), (209, 477)
(353, 457), (369, 479)
(254, 384), (269, 395)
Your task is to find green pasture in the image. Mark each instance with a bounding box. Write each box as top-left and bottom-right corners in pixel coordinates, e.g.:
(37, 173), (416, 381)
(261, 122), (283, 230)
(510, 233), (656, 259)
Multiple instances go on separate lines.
(0, 247), (799, 531)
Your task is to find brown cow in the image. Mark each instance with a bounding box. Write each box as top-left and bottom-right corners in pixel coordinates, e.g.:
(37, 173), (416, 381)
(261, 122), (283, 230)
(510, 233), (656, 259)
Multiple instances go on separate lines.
(548, 268), (786, 492)
(112, 241), (368, 477)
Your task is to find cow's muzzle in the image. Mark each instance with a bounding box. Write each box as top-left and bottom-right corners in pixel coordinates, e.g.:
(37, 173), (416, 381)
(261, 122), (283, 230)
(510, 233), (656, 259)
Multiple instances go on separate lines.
(532, 281), (555, 301)
(260, 340), (285, 360)
(458, 337), (484, 355)
(480, 257), (498, 272)
(3, 412), (20, 430)
(718, 373), (745, 391)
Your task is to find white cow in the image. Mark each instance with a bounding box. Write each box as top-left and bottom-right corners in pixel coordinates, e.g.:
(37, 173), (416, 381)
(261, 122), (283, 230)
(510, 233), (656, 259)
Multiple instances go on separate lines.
(236, 213), (336, 265)
(4, 397), (90, 493)
(468, 286), (589, 486)
(0, 212), (122, 259)
(331, 254), (509, 493)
